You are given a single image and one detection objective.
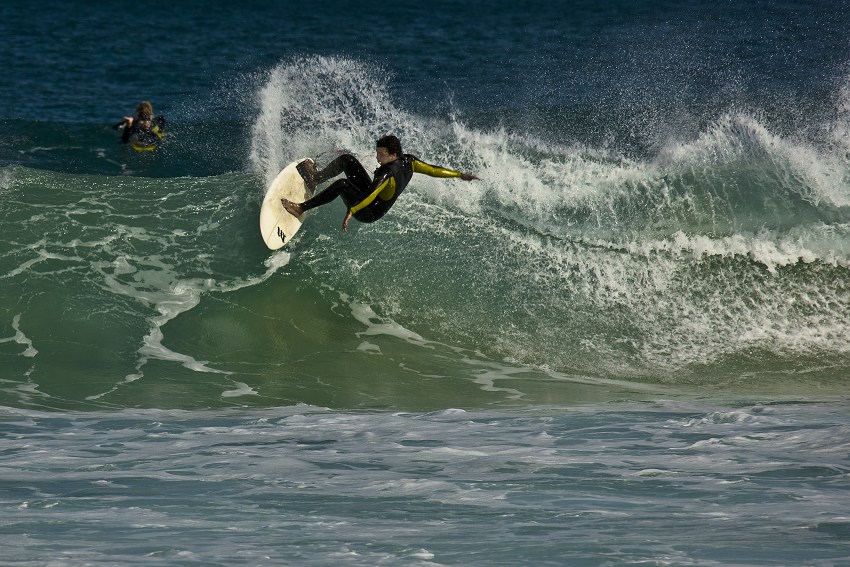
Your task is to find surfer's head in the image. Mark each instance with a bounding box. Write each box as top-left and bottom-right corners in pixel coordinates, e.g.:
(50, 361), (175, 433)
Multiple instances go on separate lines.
(376, 135), (402, 165)
(135, 100), (154, 121)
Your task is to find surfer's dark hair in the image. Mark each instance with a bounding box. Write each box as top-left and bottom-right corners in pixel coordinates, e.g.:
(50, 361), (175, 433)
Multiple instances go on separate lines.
(376, 135), (402, 156)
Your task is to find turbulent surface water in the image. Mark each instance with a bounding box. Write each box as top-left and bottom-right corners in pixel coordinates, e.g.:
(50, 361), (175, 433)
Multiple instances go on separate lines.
(2, 1), (849, 565)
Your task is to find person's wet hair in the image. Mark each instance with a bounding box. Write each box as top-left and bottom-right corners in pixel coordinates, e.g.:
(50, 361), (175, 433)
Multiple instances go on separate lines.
(376, 135), (402, 156)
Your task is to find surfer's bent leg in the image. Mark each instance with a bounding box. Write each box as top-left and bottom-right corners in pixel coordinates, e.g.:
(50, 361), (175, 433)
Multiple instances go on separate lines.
(299, 154), (372, 212)
(286, 154), (371, 217)
(301, 179), (366, 212)
(314, 154), (371, 188)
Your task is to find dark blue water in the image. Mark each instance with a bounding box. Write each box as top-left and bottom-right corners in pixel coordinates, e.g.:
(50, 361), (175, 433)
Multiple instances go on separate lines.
(4, 1), (848, 170)
(2, 1), (850, 565)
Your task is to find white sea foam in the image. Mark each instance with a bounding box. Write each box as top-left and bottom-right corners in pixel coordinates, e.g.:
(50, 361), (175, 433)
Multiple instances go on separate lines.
(0, 314), (38, 357)
(349, 302), (429, 346)
(249, 56), (407, 186)
(221, 381), (259, 398)
(659, 113), (850, 208)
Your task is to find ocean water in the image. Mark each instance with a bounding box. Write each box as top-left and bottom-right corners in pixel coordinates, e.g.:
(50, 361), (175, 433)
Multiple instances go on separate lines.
(2, 1), (850, 565)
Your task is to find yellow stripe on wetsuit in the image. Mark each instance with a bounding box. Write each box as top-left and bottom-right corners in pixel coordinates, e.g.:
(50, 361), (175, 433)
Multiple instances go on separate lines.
(348, 158), (461, 215)
(349, 177), (396, 215)
(131, 125), (165, 152)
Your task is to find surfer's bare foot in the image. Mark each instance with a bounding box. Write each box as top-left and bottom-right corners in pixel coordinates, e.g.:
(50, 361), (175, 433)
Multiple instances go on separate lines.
(280, 198), (304, 217)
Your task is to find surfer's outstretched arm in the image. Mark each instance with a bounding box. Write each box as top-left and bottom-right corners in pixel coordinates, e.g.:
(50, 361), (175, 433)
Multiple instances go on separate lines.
(411, 158), (479, 181)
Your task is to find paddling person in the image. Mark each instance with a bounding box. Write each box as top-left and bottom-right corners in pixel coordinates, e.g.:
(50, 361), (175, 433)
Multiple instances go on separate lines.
(281, 135), (479, 232)
(115, 100), (166, 151)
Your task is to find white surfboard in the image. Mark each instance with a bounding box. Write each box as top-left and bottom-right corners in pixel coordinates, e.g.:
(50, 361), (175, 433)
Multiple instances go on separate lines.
(259, 159), (311, 250)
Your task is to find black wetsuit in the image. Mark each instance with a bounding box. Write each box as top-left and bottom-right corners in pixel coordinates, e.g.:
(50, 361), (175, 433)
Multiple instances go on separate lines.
(121, 116), (165, 151)
(301, 153), (463, 223)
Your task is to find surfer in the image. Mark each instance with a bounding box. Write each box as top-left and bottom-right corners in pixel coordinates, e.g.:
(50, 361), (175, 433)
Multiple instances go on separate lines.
(280, 135), (479, 232)
(115, 101), (166, 151)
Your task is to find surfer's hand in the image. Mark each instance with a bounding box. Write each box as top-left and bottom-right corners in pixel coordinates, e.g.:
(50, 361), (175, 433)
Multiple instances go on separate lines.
(342, 212), (352, 233)
(460, 172), (479, 181)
